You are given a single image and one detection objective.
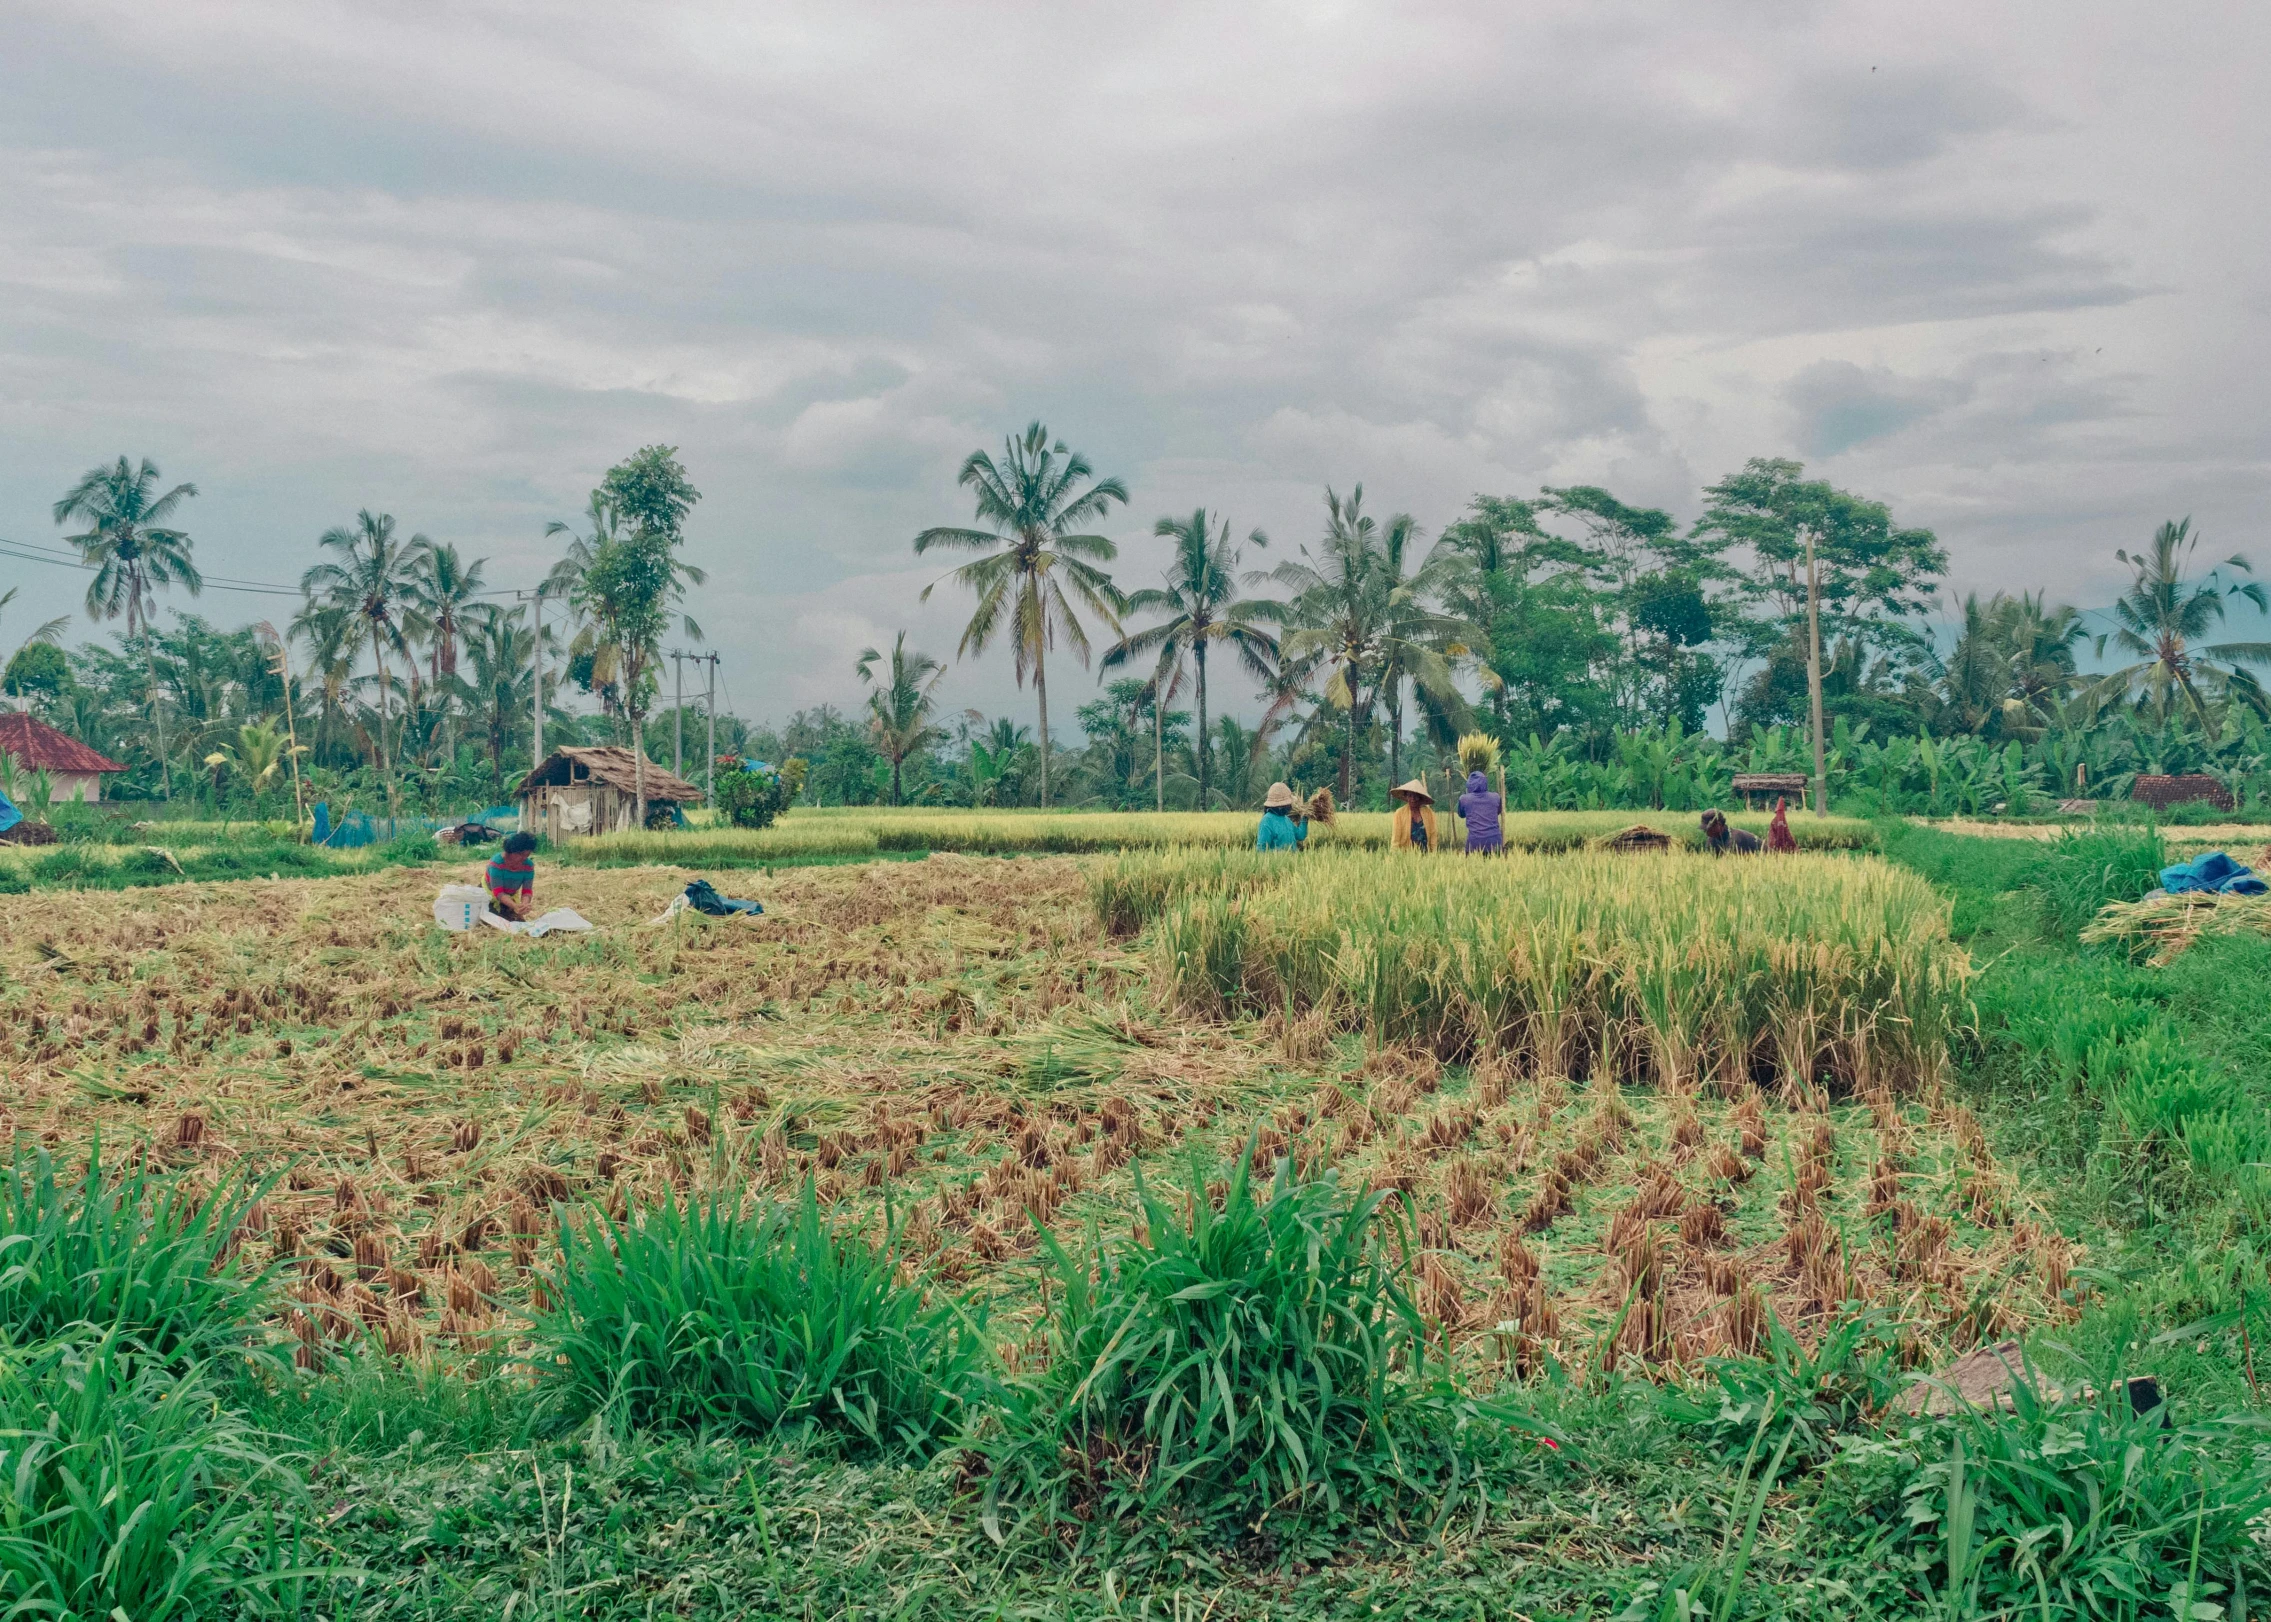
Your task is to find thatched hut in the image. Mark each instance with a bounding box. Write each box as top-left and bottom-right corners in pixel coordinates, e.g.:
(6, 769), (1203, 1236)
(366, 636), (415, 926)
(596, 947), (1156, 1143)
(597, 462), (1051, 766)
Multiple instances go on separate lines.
(513, 747), (704, 839)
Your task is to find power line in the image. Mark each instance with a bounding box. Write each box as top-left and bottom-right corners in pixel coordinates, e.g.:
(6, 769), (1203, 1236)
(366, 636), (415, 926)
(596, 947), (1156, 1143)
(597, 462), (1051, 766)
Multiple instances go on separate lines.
(2, 534), (557, 605)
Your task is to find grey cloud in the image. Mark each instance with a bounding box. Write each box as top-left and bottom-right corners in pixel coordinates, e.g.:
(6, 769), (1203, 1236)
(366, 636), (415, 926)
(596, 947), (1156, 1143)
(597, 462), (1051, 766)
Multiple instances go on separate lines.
(1786, 360), (1972, 455)
(0, 1), (2259, 728)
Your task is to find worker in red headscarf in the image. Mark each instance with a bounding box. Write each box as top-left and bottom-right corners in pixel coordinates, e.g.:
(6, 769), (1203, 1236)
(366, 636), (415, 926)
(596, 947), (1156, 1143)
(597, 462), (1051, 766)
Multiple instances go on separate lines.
(1767, 797), (1797, 853)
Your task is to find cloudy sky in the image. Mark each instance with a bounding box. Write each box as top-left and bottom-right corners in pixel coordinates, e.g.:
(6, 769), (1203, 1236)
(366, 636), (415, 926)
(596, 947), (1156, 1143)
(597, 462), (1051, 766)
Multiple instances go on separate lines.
(3, 0), (2267, 728)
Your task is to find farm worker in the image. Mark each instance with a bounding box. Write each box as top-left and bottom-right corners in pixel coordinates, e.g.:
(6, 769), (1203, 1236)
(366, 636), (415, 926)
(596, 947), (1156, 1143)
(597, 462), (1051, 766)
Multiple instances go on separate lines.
(1700, 809), (1761, 855)
(1767, 797), (1798, 853)
(1456, 770), (1503, 854)
(486, 830), (538, 919)
(1256, 782), (1308, 852)
(1389, 779), (1439, 852)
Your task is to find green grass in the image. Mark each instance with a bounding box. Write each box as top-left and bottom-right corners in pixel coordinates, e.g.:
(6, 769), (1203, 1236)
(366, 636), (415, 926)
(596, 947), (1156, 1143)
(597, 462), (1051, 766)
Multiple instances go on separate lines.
(979, 1148), (1541, 1549)
(0, 1144), (273, 1367)
(533, 1183), (983, 1454)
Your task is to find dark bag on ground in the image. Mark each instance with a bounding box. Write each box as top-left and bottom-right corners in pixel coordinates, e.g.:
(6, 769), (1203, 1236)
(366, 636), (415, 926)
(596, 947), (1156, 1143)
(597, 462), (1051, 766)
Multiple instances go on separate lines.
(684, 878), (762, 916)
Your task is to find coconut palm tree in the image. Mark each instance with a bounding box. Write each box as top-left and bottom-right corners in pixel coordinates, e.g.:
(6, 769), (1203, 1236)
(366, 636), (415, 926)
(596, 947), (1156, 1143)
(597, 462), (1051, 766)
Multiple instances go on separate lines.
(856, 632), (947, 805)
(1271, 487), (1475, 803)
(1371, 513), (1478, 786)
(2099, 519), (2271, 722)
(52, 456), (201, 798)
(914, 422), (1127, 808)
(545, 495), (704, 742)
(300, 511), (422, 813)
(461, 611), (537, 797)
(1103, 510), (1280, 810)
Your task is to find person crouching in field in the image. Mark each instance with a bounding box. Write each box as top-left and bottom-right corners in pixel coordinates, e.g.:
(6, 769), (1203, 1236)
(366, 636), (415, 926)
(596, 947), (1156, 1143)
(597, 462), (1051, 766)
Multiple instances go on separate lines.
(1390, 779), (1439, 852)
(486, 830), (538, 918)
(1256, 782), (1309, 852)
(1457, 770), (1503, 854)
(1700, 809), (1762, 855)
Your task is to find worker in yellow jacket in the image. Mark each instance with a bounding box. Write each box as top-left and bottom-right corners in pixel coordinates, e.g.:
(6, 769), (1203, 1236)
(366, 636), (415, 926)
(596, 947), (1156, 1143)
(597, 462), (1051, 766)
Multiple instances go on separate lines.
(1389, 779), (1440, 852)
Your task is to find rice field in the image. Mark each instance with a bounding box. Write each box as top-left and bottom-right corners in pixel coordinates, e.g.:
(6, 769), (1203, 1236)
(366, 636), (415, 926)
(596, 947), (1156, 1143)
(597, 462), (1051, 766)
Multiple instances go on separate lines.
(0, 844), (2057, 1383)
(550, 804), (1878, 867)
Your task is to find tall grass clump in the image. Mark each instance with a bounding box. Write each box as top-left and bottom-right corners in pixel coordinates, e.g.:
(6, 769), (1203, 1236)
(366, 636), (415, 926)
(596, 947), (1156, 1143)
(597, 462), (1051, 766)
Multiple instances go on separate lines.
(978, 1148), (1543, 1542)
(1827, 1365), (2271, 1616)
(1112, 847), (1967, 1093)
(0, 1333), (305, 1621)
(533, 1183), (980, 1453)
(2031, 823), (2167, 940)
(0, 1144), (271, 1366)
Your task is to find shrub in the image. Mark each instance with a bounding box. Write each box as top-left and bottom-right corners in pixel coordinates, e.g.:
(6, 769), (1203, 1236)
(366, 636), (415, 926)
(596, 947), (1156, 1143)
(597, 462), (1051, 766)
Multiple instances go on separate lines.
(0, 1145), (272, 1366)
(0, 1333), (303, 1621)
(978, 1146), (1548, 1541)
(713, 758), (795, 830)
(532, 1184), (978, 1453)
(2031, 824), (2167, 940)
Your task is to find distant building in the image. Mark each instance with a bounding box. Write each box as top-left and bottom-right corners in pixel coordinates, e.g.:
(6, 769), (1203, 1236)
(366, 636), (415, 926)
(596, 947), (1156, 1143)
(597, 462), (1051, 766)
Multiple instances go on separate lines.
(0, 713), (125, 803)
(513, 746), (704, 839)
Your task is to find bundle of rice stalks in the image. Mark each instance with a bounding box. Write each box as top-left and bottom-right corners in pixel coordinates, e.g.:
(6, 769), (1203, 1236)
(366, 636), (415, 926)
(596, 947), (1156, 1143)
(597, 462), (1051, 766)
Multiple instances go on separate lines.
(1456, 734), (1501, 776)
(2081, 889), (2271, 965)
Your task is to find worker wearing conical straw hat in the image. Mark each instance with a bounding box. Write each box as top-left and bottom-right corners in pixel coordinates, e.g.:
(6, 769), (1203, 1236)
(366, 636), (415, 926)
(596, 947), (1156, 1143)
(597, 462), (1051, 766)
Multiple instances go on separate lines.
(1256, 781), (1308, 852)
(1389, 778), (1439, 853)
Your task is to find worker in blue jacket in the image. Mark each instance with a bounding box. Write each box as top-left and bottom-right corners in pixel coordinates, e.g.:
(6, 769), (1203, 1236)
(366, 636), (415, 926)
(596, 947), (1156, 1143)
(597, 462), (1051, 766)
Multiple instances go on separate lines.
(1256, 782), (1308, 851)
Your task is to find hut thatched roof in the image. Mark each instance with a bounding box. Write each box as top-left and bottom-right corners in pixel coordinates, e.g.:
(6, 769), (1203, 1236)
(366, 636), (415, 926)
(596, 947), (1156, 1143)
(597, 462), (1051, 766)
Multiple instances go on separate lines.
(513, 747), (704, 803)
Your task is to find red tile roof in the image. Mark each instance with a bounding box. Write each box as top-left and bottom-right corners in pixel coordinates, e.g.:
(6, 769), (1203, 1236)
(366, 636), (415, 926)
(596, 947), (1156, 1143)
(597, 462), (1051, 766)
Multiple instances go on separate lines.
(0, 712), (125, 774)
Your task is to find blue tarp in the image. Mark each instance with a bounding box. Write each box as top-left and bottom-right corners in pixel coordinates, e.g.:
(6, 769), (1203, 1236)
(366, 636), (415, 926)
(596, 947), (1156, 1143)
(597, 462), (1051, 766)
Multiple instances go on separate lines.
(0, 789), (19, 837)
(312, 802), (519, 849)
(2161, 851), (2269, 896)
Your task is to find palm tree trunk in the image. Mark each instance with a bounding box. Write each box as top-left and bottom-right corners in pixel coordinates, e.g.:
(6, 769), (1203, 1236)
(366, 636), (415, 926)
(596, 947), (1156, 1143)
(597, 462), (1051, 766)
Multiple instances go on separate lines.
(371, 627), (397, 816)
(137, 591), (171, 802)
(1388, 677), (1402, 787)
(1340, 659), (1357, 804)
(892, 752), (903, 807)
(1195, 642), (1210, 809)
(635, 735), (646, 831)
(1034, 643), (1050, 810)
(1153, 678), (1163, 813)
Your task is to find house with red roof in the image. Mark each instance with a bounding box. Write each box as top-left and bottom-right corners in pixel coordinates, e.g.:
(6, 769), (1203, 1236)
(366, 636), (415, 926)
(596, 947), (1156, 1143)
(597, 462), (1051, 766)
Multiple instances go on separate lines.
(0, 713), (126, 803)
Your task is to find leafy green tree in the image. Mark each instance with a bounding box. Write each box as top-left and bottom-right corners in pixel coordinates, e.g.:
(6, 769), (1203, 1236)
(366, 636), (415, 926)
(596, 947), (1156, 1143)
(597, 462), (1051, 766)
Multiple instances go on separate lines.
(1103, 510), (1278, 809)
(462, 611), (537, 795)
(856, 633), (947, 806)
(915, 422), (1127, 808)
(1693, 458), (1946, 656)
(53, 457), (201, 799)
(2099, 519), (2271, 723)
(300, 511), (422, 814)
(3, 642), (71, 705)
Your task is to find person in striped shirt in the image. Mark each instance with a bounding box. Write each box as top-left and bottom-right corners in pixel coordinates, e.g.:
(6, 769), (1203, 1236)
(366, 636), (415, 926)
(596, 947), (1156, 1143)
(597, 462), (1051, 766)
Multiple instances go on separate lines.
(486, 831), (538, 919)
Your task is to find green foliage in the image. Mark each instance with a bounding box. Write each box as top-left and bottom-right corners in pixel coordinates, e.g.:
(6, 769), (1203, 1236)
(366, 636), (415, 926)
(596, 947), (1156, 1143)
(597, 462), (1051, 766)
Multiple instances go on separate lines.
(979, 1147), (1548, 1542)
(1827, 1370), (2271, 1619)
(0, 1144), (272, 1366)
(2, 640), (70, 701)
(2030, 823), (2168, 939)
(712, 757), (794, 828)
(533, 1183), (979, 1453)
(1658, 1308), (1905, 1474)
(0, 1333), (306, 1621)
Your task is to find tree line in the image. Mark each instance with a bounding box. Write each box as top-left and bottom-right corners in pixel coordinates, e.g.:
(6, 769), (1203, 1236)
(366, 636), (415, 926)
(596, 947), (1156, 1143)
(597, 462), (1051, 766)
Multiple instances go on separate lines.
(6, 427), (2270, 820)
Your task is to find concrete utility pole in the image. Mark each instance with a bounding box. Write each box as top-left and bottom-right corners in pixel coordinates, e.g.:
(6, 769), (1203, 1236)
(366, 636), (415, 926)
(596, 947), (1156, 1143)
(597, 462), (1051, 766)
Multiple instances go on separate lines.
(704, 652), (718, 805)
(1804, 524), (1828, 819)
(528, 590), (544, 774)
(671, 651), (684, 782)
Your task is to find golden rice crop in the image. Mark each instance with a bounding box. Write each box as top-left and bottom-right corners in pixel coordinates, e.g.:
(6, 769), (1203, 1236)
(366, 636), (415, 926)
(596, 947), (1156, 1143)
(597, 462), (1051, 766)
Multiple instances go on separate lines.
(1103, 845), (1967, 1094)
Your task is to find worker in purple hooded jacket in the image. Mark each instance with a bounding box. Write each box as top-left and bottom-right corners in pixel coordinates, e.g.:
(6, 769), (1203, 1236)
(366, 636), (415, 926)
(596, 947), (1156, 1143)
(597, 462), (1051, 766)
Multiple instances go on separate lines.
(1456, 770), (1503, 854)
